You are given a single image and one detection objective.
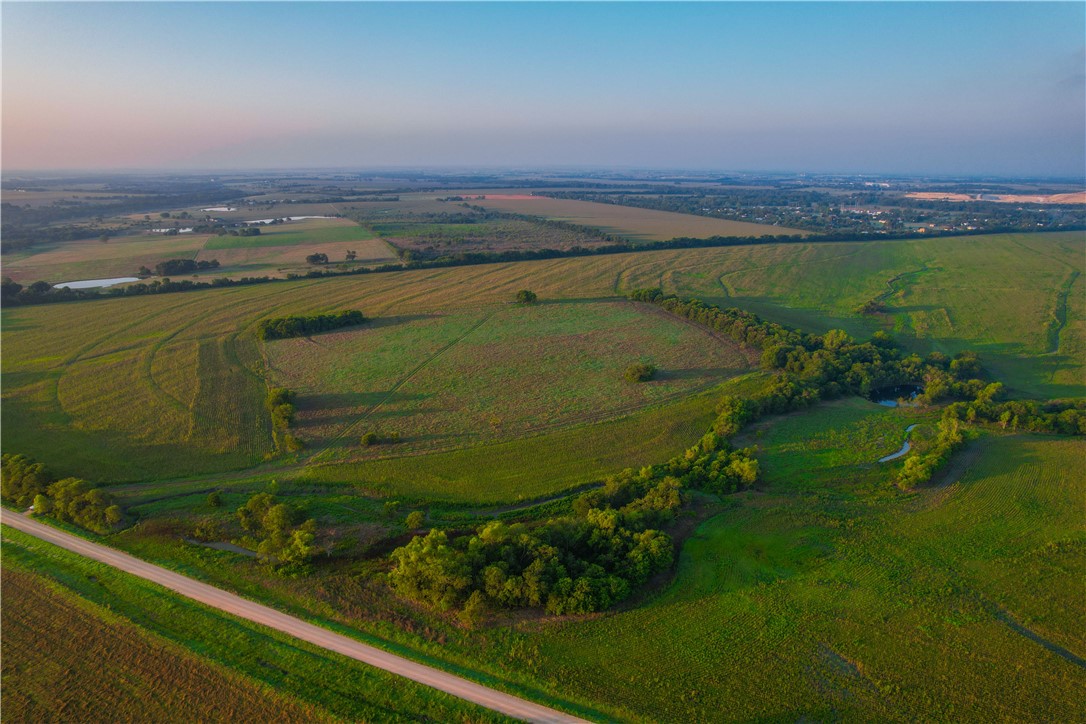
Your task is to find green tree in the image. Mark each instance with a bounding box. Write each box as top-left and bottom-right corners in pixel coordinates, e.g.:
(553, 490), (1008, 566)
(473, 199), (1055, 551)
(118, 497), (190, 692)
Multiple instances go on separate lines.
(515, 289), (537, 304)
(405, 510), (426, 530)
(207, 491), (222, 508)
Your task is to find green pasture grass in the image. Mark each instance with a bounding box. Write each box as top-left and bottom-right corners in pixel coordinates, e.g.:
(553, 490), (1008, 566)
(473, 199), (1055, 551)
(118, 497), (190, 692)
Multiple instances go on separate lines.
(478, 419), (1085, 721)
(0, 526), (509, 723)
(204, 218), (375, 250)
(267, 299), (751, 461)
(734, 396), (935, 489)
(299, 385), (724, 503)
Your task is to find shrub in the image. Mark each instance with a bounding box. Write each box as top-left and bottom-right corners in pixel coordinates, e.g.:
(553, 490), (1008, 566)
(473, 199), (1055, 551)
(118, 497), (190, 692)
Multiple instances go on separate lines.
(515, 289), (538, 304)
(625, 362), (657, 383)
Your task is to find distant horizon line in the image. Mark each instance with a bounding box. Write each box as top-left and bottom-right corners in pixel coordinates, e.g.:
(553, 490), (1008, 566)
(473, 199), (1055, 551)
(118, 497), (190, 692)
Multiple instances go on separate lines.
(3, 166), (1084, 184)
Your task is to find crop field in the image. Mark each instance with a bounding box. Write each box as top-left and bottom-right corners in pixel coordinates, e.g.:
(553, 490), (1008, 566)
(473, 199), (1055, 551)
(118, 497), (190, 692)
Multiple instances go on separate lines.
(0, 564), (331, 722)
(484, 417), (1086, 721)
(3, 231), (1081, 483)
(469, 195), (811, 241)
(266, 300), (751, 460)
(0, 526), (508, 723)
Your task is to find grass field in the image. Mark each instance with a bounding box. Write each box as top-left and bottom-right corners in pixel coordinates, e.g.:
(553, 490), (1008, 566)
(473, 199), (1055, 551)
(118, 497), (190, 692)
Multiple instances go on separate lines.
(1, 232), (210, 284)
(203, 217), (376, 250)
(0, 525), (509, 723)
(3, 232), (1082, 484)
(478, 412), (1086, 721)
(469, 195), (810, 241)
(299, 382), (729, 503)
(267, 300), (751, 460)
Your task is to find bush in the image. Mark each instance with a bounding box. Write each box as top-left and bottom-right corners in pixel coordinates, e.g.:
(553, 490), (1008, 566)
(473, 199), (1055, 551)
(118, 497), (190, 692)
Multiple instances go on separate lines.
(515, 289), (538, 304)
(625, 362), (657, 383)
(404, 511), (426, 530)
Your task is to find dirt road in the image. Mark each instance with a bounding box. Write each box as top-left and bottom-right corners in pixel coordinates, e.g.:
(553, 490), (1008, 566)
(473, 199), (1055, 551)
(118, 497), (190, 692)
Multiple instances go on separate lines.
(0, 510), (589, 723)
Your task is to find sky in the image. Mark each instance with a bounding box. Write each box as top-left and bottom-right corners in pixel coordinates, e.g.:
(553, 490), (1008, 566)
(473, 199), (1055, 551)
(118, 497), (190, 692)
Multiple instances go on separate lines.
(3, 2), (1084, 177)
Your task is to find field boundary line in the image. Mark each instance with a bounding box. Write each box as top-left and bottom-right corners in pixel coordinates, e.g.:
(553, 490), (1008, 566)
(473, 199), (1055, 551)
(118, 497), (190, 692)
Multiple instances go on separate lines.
(0, 510), (591, 723)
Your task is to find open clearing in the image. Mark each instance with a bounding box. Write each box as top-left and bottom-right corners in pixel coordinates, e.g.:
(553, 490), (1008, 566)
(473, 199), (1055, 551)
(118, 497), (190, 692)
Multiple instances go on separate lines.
(266, 299), (752, 461)
(469, 195), (810, 241)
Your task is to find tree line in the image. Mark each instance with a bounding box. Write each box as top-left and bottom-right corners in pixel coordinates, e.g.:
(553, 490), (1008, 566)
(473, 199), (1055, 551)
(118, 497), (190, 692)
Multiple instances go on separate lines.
(257, 310), (368, 340)
(1, 453), (124, 534)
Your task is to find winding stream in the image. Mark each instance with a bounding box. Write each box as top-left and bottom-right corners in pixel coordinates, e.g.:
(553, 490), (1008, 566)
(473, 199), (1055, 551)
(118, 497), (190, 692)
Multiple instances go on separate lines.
(879, 423), (918, 463)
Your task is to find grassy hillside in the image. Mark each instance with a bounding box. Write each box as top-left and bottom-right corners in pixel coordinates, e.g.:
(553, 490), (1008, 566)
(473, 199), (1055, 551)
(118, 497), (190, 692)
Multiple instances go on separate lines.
(486, 411), (1086, 721)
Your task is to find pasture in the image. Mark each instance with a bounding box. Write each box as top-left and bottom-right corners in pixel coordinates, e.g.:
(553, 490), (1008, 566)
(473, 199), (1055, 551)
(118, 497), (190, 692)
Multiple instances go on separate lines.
(266, 299), (751, 461)
(468, 194), (810, 241)
(489, 420), (1086, 721)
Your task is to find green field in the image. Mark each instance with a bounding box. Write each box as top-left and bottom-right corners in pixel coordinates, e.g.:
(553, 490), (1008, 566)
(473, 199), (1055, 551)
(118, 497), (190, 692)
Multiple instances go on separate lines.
(267, 300), (751, 460)
(479, 415), (1086, 721)
(0, 526), (508, 723)
(204, 218), (376, 250)
(3, 229), (1083, 722)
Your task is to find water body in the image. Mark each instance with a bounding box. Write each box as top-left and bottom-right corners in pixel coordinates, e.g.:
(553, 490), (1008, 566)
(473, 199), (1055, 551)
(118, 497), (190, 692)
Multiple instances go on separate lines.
(879, 423), (919, 463)
(244, 215), (333, 225)
(870, 384), (922, 408)
(53, 277), (141, 290)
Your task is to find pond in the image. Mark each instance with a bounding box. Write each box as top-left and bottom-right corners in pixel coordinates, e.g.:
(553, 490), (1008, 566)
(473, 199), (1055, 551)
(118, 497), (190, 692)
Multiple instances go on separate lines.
(869, 384), (922, 408)
(244, 215), (333, 225)
(53, 277), (141, 290)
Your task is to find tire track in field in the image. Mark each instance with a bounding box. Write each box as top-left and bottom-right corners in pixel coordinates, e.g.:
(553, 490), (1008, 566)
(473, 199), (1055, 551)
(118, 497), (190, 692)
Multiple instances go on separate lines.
(310, 310), (497, 461)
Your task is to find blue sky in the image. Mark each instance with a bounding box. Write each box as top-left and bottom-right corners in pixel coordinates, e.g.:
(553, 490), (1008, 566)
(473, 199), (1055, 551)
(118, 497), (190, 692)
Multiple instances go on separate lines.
(3, 2), (1084, 176)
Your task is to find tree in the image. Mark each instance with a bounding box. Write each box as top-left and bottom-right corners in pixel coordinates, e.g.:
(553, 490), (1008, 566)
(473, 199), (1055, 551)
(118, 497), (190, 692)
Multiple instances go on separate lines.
(207, 491), (222, 508)
(98, 233), (110, 244)
(515, 289), (537, 304)
(361, 431), (379, 446)
(625, 362), (657, 383)
(32, 493), (51, 515)
(345, 250), (357, 261)
(405, 511), (426, 530)
(305, 253), (329, 265)
(459, 590), (488, 629)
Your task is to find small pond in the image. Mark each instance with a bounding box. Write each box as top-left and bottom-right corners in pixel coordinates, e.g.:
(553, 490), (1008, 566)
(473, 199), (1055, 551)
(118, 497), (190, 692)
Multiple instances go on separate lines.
(869, 384), (922, 408)
(244, 215), (333, 225)
(54, 277), (141, 290)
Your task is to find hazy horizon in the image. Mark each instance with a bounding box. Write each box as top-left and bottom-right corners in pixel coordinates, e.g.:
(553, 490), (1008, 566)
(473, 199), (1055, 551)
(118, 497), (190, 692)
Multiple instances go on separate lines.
(4, 2), (1084, 177)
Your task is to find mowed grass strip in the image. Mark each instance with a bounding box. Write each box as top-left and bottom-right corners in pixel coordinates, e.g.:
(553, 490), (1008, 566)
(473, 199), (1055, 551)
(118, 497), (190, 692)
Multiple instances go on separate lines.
(0, 526), (510, 723)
